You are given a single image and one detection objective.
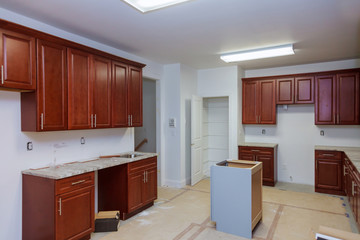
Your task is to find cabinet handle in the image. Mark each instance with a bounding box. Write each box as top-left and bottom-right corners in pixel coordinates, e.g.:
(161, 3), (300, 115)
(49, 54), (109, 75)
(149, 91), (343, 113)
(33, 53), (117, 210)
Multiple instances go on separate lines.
(94, 114), (97, 128)
(128, 115), (130, 126)
(71, 179), (86, 185)
(131, 115), (133, 126)
(58, 198), (62, 216)
(40, 113), (44, 130)
(352, 181), (355, 196)
(91, 114), (93, 128)
(251, 150), (260, 152)
(1, 65), (4, 84)
(146, 171), (148, 183)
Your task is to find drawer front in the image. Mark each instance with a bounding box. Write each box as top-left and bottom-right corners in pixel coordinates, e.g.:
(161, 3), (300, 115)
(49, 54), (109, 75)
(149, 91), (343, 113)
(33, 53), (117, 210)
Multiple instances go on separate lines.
(315, 150), (341, 160)
(239, 146), (274, 156)
(128, 157), (157, 174)
(56, 172), (94, 195)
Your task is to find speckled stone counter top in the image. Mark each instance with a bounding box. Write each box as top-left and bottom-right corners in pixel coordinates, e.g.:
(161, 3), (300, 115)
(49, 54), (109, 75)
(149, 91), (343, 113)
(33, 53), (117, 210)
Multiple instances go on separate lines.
(239, 142), (278, 148)
(22, 152), (158, 180)
(315, 145), (360, 171)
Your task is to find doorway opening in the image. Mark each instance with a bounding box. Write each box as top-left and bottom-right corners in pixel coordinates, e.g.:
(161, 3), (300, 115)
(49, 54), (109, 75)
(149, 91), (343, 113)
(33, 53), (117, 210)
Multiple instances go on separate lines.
(202, 97), (229, 176)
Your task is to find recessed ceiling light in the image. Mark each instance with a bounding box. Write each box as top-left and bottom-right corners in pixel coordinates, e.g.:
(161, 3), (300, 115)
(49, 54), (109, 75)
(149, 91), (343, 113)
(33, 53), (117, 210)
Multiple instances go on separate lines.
(220, 44), (295, 63)
(122, 0), (192, 13)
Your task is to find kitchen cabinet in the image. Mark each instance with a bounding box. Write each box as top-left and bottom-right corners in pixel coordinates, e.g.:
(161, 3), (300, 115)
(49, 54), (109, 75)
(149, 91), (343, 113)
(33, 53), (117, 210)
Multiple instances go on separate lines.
(242, 79), (276, 124)
(68, 48), (112, 130)
(128, 66), (143, 127)
(98, 157), (157, 220)
(276, 78), (294, 104)
(0, 28), (36, 90)
(276, 76), (314, 104)
(315, 72), (359, 125)
(21, 39), (68, 131)
(295, 76), (314, 103)
(238, 146), (277, 186)
(314, 150), (344, 195)
(23, 172), (94, 240)
(112, 61), (128, 127)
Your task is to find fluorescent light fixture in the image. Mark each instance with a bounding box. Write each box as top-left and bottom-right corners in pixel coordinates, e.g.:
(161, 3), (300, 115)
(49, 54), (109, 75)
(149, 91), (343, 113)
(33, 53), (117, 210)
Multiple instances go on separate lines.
(220, 44), (294, 63)
(122, 0), (192, 12)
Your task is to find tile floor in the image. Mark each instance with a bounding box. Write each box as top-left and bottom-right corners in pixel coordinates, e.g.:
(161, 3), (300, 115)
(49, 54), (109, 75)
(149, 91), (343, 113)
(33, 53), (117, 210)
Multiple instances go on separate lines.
(91, 179), (356, 240)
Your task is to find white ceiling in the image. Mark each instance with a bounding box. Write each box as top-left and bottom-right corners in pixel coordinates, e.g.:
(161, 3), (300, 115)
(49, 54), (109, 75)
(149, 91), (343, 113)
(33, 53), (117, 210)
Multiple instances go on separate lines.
(0, 0), (359, 69)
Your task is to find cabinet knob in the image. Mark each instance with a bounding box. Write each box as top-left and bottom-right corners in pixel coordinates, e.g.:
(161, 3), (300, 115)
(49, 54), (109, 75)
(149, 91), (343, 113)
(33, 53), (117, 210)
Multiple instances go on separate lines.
(1, 65), (4, 84)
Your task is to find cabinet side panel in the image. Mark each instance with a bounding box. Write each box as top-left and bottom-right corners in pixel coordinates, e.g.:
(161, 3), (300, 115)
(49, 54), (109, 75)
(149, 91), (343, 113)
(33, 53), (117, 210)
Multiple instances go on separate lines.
(22, 174), (55, 240)
(21, 92), (37, 131)
(337, 72), (359, 124)
(242, 81), (257, 124)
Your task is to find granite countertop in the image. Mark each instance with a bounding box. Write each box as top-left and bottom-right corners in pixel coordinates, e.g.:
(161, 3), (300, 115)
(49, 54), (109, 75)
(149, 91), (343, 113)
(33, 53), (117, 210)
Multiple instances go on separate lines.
(22, 151), (158, 180)
(239, 142), (278, 148)
(315, 145), (360, 171)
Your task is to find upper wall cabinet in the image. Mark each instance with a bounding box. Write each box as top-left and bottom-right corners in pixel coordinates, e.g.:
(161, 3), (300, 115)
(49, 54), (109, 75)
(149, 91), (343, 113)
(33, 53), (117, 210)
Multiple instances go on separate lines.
(315, 72), (359, 125)
(276, 76), (314, 104)
(112, 61), (128, 127)
(0, 29), (36, 90)
(242, 79), (276, 124)
(128, 66), (143, 127)
(21, 39), (68, 131)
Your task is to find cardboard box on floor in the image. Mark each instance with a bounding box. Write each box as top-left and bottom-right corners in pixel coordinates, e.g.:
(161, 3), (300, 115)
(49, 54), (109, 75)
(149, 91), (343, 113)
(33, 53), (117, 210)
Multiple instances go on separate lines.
(316, 226), (360, 240)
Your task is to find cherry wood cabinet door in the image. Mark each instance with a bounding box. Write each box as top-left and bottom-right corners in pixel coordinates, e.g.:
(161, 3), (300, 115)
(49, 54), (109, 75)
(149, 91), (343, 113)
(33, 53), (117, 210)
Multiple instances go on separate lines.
(295, 76), (314, 104)
(242, 81), (258, 124)
(37, 40), (67, 131)
(258, 80), (276, 124)
(315, 75), (336, 124)
(56, 186), (94, 240)
(67, 48), (92, 129)
(128, 66), (143, 127)
(257, 155), (273, 183)
(336, 72), (359, 125)
(92, 55), (112, 128)
(142, 167), (157, 205)
(0, 29), (36, 90)
(112, 61), (128, 127)
(276, 78), (294, 104)
(128, 172), (144, 212)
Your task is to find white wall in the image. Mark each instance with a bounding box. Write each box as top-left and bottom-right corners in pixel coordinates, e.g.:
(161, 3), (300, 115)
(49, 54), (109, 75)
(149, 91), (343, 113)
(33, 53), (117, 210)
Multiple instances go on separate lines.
(0, 8), (166, 240)
(198, 66), (239, 159)
(180, 65), (197, 185)
(162, 64), (182, 187)
(244, 59), (360, 185)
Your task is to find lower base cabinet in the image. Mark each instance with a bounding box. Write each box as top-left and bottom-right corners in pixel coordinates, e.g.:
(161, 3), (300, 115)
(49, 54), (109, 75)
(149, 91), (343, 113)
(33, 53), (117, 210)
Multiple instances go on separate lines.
(98, 157), (157, 220)
(22, 172), (95, 240)
(314, 150), (344, 195)
(344, 156), (360, 229)
(238, 146), (277, 186)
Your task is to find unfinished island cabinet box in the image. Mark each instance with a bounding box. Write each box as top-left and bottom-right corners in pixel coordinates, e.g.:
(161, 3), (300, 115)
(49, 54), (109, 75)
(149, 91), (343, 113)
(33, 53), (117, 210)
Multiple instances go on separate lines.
(211, 160), (262, 239)
(22, 172), (95, 240)
(238, 145), (277, 186)
(0, 28), (36, 90)
(314, 150), (344, 195)
(242, 79), (276, 124)
(21, 39), (68, 131)
(98, 157), (157, 220)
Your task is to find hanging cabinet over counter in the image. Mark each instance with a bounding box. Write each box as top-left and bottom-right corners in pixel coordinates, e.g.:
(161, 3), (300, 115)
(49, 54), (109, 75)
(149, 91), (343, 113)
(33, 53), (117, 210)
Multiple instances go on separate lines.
(0, 19), (145, 132)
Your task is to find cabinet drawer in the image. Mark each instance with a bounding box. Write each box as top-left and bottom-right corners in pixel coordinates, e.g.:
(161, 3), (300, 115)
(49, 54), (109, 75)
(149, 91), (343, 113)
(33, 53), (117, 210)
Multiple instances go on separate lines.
(128, 157), (157, 174)
(239, 146), (274, 155)
(315, 150), (341, 160)
(56, 172), (94, 195)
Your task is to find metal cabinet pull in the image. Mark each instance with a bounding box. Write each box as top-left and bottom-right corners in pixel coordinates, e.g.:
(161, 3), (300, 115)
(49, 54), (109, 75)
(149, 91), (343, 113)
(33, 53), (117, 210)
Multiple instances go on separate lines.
(128, 115), (130, 126)
(91, 114), (93, 128)
(58, 198), (62, 216)
(146, 171), (148, 183)
(71, 179), (85, 185)
(40, 113), (44, 130)
(251, 150), (260, 152)
(1, 65), (4, 84)
(94, 114), (97, 128)
(131, 115), (133, 126)
(352, 181), (355, 196)
(322, 153), (334, 157)
(143, 171), (146, 183)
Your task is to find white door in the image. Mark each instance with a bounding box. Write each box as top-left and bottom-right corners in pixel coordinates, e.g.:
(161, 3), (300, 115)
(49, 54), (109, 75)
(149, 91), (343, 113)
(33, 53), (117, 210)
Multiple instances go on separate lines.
(191, 95), (203, 186)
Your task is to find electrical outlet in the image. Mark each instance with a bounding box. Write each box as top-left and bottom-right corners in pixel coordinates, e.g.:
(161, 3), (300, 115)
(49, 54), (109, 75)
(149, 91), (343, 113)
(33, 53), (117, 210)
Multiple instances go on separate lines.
(320, 130), (324, 136)
(27, 142), (33, 151)
(80, 137), (85, 144)
(262, 129), (266, 135)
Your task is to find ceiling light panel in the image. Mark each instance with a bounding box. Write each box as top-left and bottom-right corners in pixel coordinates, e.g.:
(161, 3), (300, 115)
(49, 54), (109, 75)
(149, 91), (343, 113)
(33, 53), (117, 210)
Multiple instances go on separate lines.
(122, 0), (192, 12)
(220, 44), (294, 63)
